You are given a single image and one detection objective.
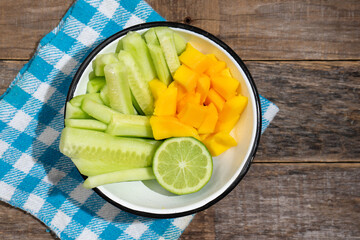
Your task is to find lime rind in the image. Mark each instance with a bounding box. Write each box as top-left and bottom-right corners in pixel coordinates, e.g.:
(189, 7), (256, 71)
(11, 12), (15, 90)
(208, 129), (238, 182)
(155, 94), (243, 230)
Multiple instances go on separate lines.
(152, 137), (213, 195)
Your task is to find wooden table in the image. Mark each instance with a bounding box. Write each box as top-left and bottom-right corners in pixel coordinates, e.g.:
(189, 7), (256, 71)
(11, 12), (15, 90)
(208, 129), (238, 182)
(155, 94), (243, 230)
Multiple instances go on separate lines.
(0, 0), (359, 239)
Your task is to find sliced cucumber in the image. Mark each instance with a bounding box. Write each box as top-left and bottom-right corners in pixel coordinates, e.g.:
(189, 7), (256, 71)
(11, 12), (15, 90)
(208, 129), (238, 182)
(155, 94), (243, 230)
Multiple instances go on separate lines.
(104, 63), (135, 115)
(82, 98), (118, 124)
(89, 71), (96, 80)
(173, 32), (187, 55)
(100, 84), (110, 106)
(115, 38), (123, 53)
(65, 102), (91, 119)
(118, 50), (154, 115)
(106, 113), (153, 138)
(122, 31), (156, 82)
(83, 167), (155, 188)
(155, 27), (180, 74)
(144, 28), (160, 45)
(87, 77), (106, 93)
(131, 90), (145, 115)
(64, 119), (107, 131)
(147, 43), (172, 85)
(93, 53), (119, 76)
(59, 127), (161, 176)
(69, 93), (103, 107)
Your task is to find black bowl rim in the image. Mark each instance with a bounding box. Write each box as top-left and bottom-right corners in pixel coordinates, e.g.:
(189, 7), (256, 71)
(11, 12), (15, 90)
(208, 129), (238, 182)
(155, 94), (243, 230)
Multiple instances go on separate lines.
(66, 21), (262, 219)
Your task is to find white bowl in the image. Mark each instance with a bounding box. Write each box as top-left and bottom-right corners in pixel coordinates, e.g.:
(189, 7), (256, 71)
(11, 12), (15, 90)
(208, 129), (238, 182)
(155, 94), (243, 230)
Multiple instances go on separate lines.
(67, 22), (261, 218)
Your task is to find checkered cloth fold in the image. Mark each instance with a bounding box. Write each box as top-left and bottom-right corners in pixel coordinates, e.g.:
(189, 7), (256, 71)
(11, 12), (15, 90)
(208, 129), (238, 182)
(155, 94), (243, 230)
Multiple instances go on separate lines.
(0, 0), (279, 239)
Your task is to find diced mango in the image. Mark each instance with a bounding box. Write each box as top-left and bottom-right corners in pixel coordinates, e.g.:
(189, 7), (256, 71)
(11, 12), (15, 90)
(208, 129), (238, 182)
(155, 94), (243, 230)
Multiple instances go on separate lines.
(202, 132), (237, 157)
(199, 133), (210, 141)
(149, 79), (167, 102)
(204, 88), (225, 112)
(220, 68), (232, 78)
(206, 54), (218, 62)
(205, 60), (226, 77)
(178, 103), (207, 129)
(179, 43), (214, 73)
(196, 74), (211, 104)
(154, 87), (177, 116)
(150, 116), (200, 140)
(173, 65), (198, 92)
(177, 92), (201, 113)
(215, 95), (248, 132)
(169, 81), (187, 101)
(211, 75), (239, 100)
(198, 103), (218, 134)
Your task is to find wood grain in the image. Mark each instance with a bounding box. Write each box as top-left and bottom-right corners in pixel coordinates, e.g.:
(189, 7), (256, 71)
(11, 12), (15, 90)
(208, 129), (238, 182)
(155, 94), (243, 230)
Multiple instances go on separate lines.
(148, 0), (360, 60)
(0, 0), (74, 60)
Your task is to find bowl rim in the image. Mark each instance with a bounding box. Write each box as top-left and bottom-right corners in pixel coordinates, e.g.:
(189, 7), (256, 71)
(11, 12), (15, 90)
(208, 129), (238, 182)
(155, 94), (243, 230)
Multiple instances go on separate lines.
(66, 21), (262, 219)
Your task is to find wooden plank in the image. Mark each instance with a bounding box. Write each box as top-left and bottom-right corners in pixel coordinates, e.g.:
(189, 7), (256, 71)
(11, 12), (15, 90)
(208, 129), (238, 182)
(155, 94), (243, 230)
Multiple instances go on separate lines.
(1, 164), (358, 239)
(0, 0), (74, 60)
(148, 0), (360, 60)
(1, 60), (358, 162)
(247, 61), (360, 162)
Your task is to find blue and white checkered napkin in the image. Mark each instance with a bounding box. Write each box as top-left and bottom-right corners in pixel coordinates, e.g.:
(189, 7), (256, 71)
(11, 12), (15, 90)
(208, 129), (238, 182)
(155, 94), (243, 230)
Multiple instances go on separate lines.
(0, 0), (279, 239)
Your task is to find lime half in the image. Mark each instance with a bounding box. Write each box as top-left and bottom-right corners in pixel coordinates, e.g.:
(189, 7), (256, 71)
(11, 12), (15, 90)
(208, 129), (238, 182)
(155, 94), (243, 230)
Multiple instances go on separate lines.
(153, 137), (213, 195)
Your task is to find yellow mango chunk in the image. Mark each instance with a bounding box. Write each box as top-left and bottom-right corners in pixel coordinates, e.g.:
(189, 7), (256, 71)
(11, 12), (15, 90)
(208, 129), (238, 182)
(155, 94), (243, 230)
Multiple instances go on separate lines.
(178, 103), (207, 129)
(154, 87), (177, 116)
(149, 79), (167, 102)
(215, 95), (248, 133)
(196, 74), (211, 104)
(199, 133), (210, 141)
(205, 60), (226, 77)
(150, 116), (200, 140)
(169, 81), (187, 101)
(206, 54), (218, 62)
(204, 88), (225, 112)
(177, 92), (201, 113)
(179, 43), (213, 73)
(220, 68), (232, 78)
(198, 103), (218, 134)
(173, 65), (199, 92)
(202, 132), (237, 157)
(211, 75), (239, 100)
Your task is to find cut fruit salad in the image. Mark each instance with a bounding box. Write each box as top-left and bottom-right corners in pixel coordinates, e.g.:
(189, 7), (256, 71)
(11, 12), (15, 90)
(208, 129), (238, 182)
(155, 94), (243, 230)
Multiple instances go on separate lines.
(59, 27), (247, 195)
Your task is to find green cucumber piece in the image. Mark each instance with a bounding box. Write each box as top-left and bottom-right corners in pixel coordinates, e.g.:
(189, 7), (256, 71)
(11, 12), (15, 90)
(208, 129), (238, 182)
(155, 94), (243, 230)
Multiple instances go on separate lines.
(131, 90), (145, 115)
(118, 50), (154, 115)
(104, 63), (135, 114)
(83, 167), (155, 188)
(64, 119), (107, 131)
(65, 102), (91, 119)
(147, 43), (172, 85)
(93, 53), (119, 76)
(115, 38), (123, 53)
(155, 27), (180, 74)
(144, 28), (160, 45)
(122, 31), (156, 82)
(89, 71), (96, 80)
(59, 127), (161, 176)
(173, 32), (187, 55)
(82, 98), (118, 124)
(87, 77), (106, 93)
(106, 113), (153, 138)
(69, 93), (103, 107)
(100, 84), (110, 106)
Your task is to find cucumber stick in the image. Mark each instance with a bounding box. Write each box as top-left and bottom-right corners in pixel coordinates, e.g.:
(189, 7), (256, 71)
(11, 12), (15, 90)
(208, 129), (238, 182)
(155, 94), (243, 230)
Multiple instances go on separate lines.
(147, 43), (172, 85)
(118, 50), (154, 115)
(82, 98), (118, 124)
(87, 77), (106, 93)
(65, 102), (91, 119)
(144, 28), (160, 45)
(65, 119), (107, 131)
(83, 167), (155, 188)
(104, 63), (135, 114)
(115, 38), (123, 53)
(173, 32), (187, 55)
(93, 53), (119, 76)
(59, 127), (161, 176)
(155, 27), (180, 74)
(122, 31), (156, 82)
(70, 93), (103, 107)
(131, 90), (145, 115)
(100, 84), (110, 106)
(106, 113), (153, 138)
